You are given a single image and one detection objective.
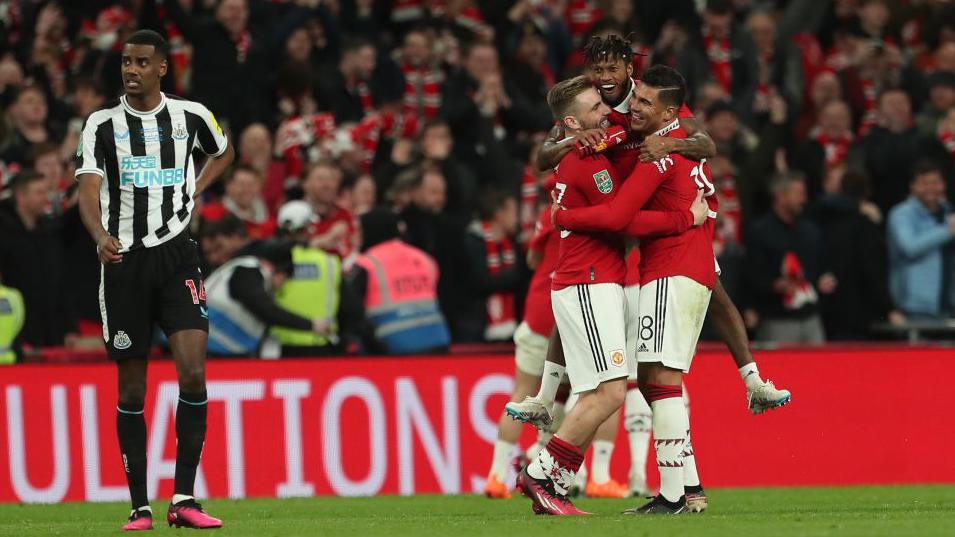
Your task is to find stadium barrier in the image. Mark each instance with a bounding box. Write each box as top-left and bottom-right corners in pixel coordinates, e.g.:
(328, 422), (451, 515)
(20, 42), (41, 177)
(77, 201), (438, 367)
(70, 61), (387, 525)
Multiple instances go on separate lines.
(1, 346), (953, 503)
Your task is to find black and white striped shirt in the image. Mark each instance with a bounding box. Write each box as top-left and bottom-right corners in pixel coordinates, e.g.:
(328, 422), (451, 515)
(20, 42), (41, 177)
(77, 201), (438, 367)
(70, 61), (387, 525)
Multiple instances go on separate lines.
(74, 92), (228, 252)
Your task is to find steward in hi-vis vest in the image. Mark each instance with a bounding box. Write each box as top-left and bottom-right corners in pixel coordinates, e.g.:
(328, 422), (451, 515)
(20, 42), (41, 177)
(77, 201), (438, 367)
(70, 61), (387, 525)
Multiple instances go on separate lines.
(205, 242), (329, 357)
(0, 283), (24, 364)
(271, 245), (342, 348)
(349, 208), (449, 354)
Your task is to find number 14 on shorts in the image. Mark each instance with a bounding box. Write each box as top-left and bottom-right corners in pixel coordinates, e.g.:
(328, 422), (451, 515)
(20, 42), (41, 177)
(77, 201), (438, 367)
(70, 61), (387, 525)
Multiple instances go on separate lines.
(184, 279), (206, 304)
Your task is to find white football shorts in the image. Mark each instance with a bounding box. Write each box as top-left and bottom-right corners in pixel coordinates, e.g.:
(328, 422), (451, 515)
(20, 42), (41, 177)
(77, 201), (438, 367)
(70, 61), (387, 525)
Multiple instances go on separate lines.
(552, 283), (633, 393)
(635, 276), (712, 373)
(624, 284), (641, 382)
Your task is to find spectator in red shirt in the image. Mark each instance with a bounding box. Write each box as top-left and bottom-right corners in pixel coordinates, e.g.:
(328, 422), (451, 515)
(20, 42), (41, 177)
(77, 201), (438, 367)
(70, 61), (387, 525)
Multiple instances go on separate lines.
(202, 164), (277, 240)
(303, 160), (358, 259)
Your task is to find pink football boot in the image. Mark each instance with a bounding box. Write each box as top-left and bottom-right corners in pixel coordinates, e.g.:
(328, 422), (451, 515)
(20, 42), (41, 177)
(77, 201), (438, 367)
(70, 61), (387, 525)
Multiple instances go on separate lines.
(167, 499), (222, 529)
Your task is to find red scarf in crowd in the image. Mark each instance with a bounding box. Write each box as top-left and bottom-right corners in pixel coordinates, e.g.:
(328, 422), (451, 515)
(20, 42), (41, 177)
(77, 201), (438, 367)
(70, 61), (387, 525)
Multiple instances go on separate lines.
(940, 131), (955, 159)
(479, 221), (517, 341)
(565, 0), (602, 45)
(755, 50), (773, 105)
(858, 78), (878, 136)
(703, 29), (732, 93)
(401, 62), (442, 119)
(348, 79), (374, 117)
(811, 128), (854, 167)
(392, 0), (426, 23)
(781, 252), (818, 311)
(276, 113), (337, 179)
(234, 27), (250, 63)
(154, 4), (190, 94)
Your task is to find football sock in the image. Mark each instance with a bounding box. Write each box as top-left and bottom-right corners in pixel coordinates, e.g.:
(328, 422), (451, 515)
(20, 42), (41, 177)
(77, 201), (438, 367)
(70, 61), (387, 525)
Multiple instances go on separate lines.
(739, 363), (763, 389)
(489, 440), (516, 482)
(644, 384), (688, 503)
(527, 435), (584, 496)
(174, 391), (207, 497)
(537, 362), (565, 406)
(682, 429), (701, 488)
(591, 440), (615, 484)
(527, 430), (553, 461)
(117, 401), (149, 510)
(550, 401), (566, 432)
(624, 388), (652, 482)
(171, 494), (194, 505)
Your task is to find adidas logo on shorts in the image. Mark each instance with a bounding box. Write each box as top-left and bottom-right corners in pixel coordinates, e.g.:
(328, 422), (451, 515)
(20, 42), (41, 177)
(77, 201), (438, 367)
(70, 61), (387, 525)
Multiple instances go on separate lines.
(638, 342), (649, 353)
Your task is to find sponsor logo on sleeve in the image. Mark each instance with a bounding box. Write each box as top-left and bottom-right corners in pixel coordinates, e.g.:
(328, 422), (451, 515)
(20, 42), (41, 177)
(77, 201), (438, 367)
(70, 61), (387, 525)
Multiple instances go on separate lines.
(210, 112), (223, 135)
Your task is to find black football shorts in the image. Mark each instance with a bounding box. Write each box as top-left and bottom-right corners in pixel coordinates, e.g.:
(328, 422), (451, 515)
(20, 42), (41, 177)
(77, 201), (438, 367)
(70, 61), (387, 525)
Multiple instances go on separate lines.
(99, 232), (208, 360)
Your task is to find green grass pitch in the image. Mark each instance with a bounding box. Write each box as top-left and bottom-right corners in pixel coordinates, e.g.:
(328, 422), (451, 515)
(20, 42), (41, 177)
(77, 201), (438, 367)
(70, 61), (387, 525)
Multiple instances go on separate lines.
(1, 485), (954, 537)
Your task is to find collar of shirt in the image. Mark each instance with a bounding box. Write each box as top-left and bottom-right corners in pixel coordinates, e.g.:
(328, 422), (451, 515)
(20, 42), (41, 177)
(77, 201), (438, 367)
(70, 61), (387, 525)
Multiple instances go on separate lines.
(121, 92), (167, 117)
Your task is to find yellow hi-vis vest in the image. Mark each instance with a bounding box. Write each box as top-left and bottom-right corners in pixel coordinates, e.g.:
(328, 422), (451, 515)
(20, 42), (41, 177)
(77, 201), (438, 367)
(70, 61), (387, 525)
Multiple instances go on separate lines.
(0, 285), (24, 365)
(271, 246), (341, 346)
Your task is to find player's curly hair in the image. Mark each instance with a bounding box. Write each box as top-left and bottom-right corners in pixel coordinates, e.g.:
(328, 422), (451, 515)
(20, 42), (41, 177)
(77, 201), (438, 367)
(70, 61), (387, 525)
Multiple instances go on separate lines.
(583, 34), (633, 66)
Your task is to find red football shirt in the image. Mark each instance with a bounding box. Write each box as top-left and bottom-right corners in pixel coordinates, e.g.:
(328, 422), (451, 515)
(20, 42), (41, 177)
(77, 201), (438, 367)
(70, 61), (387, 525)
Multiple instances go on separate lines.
(523, 210), (559, 335)
(551, 151), (695, 289)
(604, 90), (696, 287)
(309, 205), (358, 258)
(551, 151), (627, 289)
(624, 247), (641, 287)
(555, 119), (717, 289)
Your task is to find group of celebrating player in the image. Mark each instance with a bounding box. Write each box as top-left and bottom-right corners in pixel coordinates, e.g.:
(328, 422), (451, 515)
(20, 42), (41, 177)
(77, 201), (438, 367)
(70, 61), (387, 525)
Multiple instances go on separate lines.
(484, 35), (792, 516)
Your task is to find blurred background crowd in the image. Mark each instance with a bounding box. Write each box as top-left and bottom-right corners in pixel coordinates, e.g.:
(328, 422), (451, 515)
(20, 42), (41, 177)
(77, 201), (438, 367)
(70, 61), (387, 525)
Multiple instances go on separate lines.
(1, 0), (954, 361)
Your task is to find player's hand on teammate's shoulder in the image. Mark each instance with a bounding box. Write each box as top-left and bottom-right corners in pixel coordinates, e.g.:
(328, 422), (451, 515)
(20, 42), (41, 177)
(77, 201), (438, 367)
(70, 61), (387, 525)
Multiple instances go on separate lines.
(95, 234), (123, 264)
(573, 127), (607, 155)
(638, 134), (675, 162)
(690, 190), (708, 227)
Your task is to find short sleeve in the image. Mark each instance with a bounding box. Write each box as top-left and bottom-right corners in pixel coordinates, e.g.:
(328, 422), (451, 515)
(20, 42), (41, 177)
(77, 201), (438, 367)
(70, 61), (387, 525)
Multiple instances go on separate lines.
(195, 104), (229, 157)
(74, 118), (105, 180)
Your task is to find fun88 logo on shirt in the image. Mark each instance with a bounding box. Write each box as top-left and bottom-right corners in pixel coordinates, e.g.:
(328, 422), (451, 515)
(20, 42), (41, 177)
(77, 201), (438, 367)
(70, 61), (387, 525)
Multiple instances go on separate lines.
(119, 156), (184, 187)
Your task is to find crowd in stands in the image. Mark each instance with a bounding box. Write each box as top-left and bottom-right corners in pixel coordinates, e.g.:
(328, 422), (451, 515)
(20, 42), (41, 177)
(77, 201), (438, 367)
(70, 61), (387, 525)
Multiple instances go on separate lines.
(1, 0), (955, 360)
